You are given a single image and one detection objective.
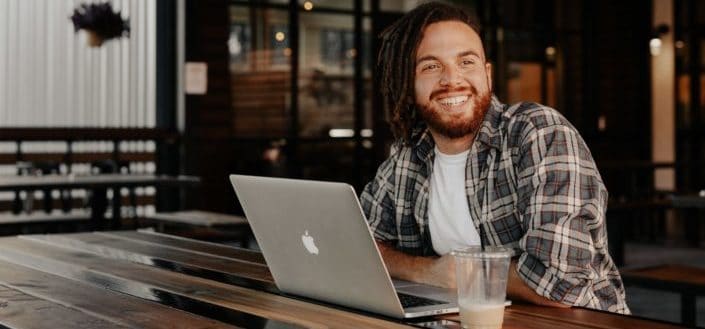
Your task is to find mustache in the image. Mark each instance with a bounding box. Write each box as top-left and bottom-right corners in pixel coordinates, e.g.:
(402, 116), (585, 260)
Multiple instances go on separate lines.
(429, 86), (477, 100)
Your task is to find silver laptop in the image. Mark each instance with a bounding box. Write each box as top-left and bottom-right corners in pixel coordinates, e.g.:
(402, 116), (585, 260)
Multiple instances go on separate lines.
(229, 174), (458, 319)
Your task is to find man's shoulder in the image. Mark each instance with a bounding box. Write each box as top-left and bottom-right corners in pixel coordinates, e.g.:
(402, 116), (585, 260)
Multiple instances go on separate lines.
(498, 102), (581, 146)
(503, 101), (572, 131)
(377, 140), (415, 170)
(371, 138), (432, 184)
(391, 132), (434, 160)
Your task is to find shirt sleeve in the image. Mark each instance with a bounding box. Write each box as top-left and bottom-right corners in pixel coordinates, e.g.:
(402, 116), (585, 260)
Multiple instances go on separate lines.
(514, 122), (609, 306)
(360, 153), (398, 243)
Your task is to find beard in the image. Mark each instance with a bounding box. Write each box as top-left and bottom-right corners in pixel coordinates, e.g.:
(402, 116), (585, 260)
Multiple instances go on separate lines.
(418, 85), (492, 139)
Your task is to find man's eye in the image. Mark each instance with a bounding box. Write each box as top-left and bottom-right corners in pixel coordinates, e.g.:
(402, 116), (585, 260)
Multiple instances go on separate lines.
(422, 64), (439, 71)
(461, 59), (475, 66)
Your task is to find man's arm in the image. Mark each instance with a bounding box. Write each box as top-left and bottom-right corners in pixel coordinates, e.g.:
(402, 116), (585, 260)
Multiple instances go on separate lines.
(512, 117), (614, 307)
(376, 241), (455, 288)
(377, 241), (569, 307)
(506, 259), (570, 308)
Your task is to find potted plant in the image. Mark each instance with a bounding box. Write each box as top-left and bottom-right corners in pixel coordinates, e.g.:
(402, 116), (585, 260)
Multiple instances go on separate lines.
(69, 2), (130, 47)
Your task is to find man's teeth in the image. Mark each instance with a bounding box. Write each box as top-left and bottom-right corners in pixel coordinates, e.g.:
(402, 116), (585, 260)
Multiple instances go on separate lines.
(437, 96), (468, 106)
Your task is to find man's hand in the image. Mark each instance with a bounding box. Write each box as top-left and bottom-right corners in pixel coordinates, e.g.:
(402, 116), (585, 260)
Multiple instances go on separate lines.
(420, 254), (457, 289)
(376, 241), (571, 307)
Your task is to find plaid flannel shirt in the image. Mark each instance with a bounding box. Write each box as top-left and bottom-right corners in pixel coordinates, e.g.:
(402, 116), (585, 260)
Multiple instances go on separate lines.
(360, 96), (629, 314)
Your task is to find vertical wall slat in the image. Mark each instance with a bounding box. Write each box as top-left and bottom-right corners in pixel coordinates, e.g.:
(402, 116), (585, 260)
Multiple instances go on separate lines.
(0, 0), (156, 128)
(121, 0), (130, 127)
(129, 0), (137, 127)
(0, 0), (8, 124)
(8, 0), (18, 124)
(148, 0), (157, 127)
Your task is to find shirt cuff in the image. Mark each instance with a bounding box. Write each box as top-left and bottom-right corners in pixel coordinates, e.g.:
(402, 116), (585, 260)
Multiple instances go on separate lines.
(515, 252), (589, 305)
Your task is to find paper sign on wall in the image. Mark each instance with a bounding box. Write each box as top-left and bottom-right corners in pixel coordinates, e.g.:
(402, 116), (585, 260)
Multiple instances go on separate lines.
(185, 62), (208, 95)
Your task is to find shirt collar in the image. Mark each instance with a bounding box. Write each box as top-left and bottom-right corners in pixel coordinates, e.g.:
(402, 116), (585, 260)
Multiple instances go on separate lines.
(413, 127), (435, 164)
(474, 95), (505, 150)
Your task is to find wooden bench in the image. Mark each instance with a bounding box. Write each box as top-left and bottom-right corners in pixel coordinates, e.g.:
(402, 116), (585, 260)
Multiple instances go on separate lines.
(143, 210), (251, 246)
(621, 264), (705, 327)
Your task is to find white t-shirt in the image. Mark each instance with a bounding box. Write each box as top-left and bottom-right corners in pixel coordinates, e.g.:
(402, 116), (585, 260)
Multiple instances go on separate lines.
(428, 146), (481, 255)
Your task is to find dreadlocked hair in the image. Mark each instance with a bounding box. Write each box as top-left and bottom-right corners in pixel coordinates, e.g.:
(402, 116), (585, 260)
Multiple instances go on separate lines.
(377, 1), (482, 144)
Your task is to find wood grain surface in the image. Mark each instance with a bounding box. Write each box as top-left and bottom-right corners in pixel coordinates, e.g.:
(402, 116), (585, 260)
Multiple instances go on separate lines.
(623, 264), (705, 286)
(104, 230), (266, 264)
(0, 235), (414, 329)
(0, 232), (688, 329)
(0, 260), (239, 329)
(0, 284), (129, 329)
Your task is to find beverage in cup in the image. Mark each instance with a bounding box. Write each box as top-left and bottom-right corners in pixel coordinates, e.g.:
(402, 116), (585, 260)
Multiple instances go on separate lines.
(452, 246), (512, 329)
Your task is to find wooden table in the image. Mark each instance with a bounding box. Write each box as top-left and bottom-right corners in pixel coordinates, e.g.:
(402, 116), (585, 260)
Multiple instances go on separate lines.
(0, 174), (200, 229)
(0, 231), (685, 329)
(145, 210), (251, 246)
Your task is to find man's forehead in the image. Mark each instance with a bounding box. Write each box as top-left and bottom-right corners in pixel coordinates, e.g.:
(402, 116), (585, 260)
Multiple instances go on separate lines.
(416, 21), (485, 60)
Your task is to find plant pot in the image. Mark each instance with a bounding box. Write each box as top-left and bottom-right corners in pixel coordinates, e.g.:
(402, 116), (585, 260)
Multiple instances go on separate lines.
(86, 30), (104, 47)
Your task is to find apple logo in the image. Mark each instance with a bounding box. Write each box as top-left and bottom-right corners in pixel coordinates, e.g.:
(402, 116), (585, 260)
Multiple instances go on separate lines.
(301, 230), (319, 255)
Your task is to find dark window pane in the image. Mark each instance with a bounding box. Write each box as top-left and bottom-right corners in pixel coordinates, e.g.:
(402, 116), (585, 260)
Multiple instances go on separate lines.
(229, 6), (291, 137)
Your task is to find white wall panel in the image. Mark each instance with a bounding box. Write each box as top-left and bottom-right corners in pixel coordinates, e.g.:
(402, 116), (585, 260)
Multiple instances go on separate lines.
(0, 0), (156, 127)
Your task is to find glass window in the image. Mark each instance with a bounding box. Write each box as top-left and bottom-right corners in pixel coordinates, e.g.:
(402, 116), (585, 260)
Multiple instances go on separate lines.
(298, 0), (370, 11)
(675, 34), (690, 70)
(321, 29), (351, 69)
(362, 17), (373, 133)
(228, 1), (376, 184)
(506, 62), (542, 104)
(498, 0), (549, 29)
(546, 67), (556, 108)
(677, 74), (691, 128)
(232, 0), (288, 4)
(229, 6), (291, 137)
(270, 25), (291, 66)
(380, 0), (427, 13)
(229, 23), (251, 67)
(297, 14), (373, 138)
(700, 40), (705, 119)
(697, 0), (705, 25)
(229, 6), (290, 72)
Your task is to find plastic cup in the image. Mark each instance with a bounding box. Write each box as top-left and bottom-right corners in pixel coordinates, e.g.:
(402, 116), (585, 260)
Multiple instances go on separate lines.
(452, 246), (513, 329)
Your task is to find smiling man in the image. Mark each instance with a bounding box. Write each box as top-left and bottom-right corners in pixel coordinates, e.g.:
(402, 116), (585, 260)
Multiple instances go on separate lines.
(360, 2), (629, 313)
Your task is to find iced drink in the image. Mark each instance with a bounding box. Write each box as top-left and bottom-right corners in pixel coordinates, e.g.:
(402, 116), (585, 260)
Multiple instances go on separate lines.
(459, 302), (505, 329)
(452, 246), (512, 329)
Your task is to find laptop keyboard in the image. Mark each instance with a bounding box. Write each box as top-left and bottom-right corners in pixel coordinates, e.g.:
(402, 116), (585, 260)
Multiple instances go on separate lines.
(397, 292), (446, 308)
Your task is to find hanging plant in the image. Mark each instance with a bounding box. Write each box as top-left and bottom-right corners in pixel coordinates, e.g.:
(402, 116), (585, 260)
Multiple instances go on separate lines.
(69, 2), (130, 47)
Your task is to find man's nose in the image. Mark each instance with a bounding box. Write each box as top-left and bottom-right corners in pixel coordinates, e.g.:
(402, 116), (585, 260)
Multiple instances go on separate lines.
(439, 66), (462, 86)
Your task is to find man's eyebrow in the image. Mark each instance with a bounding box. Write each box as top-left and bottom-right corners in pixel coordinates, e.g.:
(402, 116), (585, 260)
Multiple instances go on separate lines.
(415, 50), (483, 65)
(415, 55), (438, 65)
(458, 50), (482, 59)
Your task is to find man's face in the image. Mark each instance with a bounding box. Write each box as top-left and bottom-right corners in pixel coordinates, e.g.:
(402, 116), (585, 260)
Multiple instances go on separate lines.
(414, 20), (492, 139)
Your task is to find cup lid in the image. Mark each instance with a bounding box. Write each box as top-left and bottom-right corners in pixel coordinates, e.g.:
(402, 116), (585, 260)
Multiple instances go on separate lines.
(451, 246), (514, 258)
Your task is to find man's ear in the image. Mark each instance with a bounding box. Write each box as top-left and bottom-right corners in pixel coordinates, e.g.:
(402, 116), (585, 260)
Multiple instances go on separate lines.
(485, 62), (493, 91)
